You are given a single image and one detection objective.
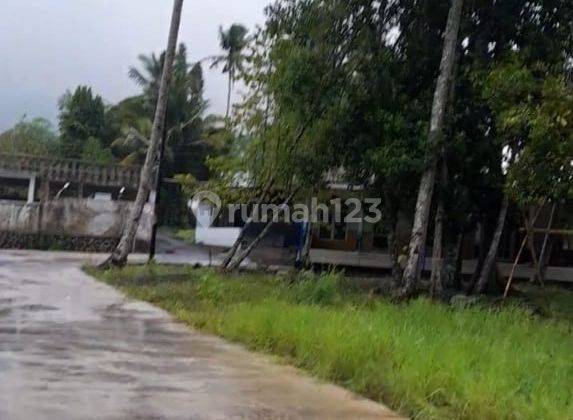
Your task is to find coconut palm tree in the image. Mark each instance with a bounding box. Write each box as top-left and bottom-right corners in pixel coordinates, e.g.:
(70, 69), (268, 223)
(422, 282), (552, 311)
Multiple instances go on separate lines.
(211, 24), (249, 118)
(128, 46), (207, 169)
(103, 0), (185, 268)
(126, 44), (213, 226)
(129, 44), (206, 121)
(128, 53), (163, 101)
(399, 0), (465, 298)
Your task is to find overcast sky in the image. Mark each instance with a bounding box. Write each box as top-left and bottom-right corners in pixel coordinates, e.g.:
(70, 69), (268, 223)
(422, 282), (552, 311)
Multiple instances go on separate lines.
(0, 0), (271, 132)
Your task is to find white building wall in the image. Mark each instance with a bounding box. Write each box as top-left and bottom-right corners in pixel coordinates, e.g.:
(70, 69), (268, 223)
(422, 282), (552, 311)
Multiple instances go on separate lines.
(192, 201), (241, 247)
(195, 227), (241, 247)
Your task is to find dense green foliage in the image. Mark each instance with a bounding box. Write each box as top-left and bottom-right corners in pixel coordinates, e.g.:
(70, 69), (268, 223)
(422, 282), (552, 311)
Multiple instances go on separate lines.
(479, 58), (573, 205)
(0, 117), (59, 156)
(93, 265), (573, 420)
(208, 0), (573, 289)
(80, 136), (115, 164)
(58, 86), (108, 158)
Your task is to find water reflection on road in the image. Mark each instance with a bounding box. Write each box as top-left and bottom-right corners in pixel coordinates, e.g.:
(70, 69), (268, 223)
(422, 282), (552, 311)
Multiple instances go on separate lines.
(0, 251), (399, 419)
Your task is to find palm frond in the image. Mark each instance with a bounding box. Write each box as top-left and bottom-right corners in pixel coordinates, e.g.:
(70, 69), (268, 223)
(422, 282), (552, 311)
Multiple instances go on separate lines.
(209, 55), (227, 69)
(128, 68), (150, 87)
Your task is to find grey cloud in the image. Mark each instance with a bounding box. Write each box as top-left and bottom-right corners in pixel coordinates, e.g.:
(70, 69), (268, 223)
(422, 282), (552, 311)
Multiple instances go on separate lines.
(0, 0), (270, 131)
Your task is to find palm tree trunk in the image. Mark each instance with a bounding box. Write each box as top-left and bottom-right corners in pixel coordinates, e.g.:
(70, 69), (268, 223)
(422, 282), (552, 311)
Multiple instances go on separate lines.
(399, 0), (464, 298)
(102, 0), (185, 268)
(431, 39), (459, 296)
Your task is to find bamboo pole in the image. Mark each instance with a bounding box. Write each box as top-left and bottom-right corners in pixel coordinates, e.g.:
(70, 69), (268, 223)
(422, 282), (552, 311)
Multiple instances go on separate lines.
(503, 205), (544, 300)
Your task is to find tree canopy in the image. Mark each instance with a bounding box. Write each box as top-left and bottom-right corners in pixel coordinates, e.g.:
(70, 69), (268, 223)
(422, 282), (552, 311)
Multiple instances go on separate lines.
(207, 0), (573, 290)
(0, 117), (59, 156)
(58, 86), (107, 159)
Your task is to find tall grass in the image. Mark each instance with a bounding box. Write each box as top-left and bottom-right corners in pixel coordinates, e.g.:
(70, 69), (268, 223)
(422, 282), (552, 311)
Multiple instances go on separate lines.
(92, 266), (573, 419)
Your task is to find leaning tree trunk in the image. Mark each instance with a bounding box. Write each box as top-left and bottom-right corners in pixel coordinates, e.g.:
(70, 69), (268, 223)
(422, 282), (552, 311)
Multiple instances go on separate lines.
(225, 189), (298, 272)
(399, 0), (464, 298)
(474, 197), (509, 294)
(220, 179), (274, 270)
(102, 0), (184, 268)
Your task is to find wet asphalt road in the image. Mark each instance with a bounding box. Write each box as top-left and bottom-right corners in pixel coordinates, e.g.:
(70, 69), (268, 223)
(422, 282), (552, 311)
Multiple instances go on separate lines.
(0, 251), (400, 420)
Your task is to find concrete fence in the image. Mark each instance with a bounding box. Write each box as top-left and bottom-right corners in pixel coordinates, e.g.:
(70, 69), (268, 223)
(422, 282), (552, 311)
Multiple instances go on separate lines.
(0, 198), (152, 244)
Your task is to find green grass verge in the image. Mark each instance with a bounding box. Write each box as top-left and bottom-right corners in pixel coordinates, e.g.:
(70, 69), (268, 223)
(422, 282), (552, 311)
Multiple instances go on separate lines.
(88, 265), (573, 419)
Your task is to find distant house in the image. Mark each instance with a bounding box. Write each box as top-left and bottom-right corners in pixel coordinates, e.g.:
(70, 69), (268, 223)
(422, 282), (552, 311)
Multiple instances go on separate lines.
(191, 168), (572, 282)
(0, 153), (153, 252)
(190, 168), (374, 265)
(309, 197), (573, 284)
